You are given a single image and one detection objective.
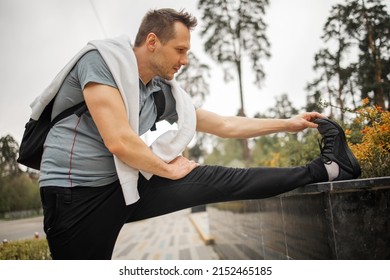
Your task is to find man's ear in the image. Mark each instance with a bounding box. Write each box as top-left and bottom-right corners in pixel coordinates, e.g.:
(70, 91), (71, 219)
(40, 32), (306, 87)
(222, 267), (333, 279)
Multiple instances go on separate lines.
(146, 33), (158, 51)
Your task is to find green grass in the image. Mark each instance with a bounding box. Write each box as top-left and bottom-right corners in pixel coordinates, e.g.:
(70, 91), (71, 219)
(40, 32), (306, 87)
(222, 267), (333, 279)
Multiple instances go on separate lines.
(0, 238), (51, 260)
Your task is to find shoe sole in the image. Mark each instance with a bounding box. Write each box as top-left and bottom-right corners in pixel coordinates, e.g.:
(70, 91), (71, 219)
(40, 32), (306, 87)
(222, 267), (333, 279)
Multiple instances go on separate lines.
(319, 118), (361, 178)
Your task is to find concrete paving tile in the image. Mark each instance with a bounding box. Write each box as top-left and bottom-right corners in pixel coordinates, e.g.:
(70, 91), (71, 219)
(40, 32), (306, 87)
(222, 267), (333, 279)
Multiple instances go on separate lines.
(112, 209), (219, 260)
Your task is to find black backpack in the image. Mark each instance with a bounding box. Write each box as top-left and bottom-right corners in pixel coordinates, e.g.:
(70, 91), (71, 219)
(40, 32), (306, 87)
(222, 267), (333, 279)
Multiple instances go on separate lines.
(17, 100), (87, 170)
(151, 89), (166, 131)
(17, 90), (165, 170)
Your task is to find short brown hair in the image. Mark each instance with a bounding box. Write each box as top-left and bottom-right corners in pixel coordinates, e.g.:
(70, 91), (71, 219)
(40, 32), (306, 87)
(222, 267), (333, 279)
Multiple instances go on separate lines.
(134, 8), (197, 47)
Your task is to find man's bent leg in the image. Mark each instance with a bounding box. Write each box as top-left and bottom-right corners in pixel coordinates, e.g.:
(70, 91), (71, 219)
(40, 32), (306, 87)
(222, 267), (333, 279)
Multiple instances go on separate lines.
(128, 158), (328, 222)
(40, 181), (132, 260)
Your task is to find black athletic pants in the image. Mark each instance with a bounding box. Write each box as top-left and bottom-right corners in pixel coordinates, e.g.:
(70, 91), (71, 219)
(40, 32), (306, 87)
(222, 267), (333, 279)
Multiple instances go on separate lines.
(40, 159), (328, 260)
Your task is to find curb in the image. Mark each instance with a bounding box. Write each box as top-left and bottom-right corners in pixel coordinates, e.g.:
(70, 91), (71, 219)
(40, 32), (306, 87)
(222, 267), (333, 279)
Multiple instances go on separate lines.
(189, 212), (214, 245)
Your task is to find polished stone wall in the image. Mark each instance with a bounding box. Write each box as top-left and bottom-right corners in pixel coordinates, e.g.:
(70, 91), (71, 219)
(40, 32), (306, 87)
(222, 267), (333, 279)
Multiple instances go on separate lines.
(208, 177), (390, 260)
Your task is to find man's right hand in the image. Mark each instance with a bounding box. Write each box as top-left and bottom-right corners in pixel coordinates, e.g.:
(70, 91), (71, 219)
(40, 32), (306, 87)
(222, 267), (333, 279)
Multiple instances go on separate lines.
(167, 156), (200, 180)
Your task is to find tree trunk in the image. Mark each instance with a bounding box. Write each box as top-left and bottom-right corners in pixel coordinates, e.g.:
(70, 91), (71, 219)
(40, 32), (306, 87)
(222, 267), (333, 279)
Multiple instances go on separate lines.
(236, 59), (250, 165)
(364, 3), (385, 108)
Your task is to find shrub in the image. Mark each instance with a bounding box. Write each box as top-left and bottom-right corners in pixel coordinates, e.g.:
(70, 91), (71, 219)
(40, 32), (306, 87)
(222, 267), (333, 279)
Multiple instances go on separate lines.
(346, 99), (390, 178)
(0, 238), (51, 260)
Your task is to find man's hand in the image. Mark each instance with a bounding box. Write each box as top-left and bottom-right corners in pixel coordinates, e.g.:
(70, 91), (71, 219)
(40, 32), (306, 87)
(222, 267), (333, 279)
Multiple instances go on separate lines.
(167, 156), (200, 180)
(286, 112), (325, 133)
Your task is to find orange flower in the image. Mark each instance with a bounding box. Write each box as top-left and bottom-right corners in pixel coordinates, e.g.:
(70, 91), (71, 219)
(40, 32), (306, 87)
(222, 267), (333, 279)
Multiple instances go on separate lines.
(362, 97), (370, 106)
(347, 99), (390, 178)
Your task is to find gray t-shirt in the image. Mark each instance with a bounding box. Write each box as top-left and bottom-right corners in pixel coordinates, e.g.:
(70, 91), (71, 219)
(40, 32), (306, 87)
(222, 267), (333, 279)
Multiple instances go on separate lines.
(40, 50), (178, 188)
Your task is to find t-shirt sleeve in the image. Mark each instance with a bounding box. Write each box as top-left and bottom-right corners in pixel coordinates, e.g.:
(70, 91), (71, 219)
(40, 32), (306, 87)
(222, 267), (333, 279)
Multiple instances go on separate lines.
(76, 50), (118, 90)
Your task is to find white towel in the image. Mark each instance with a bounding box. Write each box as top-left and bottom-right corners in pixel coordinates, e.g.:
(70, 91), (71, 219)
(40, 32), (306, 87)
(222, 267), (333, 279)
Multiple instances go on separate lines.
(140, 79), (197, 179)
(31, 35), (196, 205)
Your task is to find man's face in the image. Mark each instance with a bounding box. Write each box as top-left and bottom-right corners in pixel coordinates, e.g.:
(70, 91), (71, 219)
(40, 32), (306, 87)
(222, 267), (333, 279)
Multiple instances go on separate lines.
(150, 22), (191, 80)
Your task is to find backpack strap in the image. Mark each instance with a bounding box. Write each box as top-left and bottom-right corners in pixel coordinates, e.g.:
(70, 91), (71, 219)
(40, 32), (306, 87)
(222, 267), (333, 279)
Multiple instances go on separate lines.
(51, 101), (87, 127)
(151, 90), (166, 131)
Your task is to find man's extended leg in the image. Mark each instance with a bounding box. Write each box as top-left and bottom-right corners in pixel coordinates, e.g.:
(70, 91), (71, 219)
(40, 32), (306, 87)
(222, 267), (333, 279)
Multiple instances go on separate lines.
(127, 158), (327, 223)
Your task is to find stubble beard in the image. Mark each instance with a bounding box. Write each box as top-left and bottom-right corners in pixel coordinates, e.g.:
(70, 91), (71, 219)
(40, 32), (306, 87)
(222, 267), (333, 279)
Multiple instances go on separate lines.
(150, 54), (174, 81)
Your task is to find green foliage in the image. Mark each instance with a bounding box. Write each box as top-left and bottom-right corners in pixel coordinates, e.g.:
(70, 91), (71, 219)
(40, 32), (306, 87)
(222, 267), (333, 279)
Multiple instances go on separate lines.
(279, 131), (320, 167)
(0, 134), (41, 217)
(204, 130), (322, 169)
(251, 131), (320, 168)
(251, 134), (283, 167)
(204, 138), (246, 167)
(0, 173), (41, 216)
(0, 239), (51, 260)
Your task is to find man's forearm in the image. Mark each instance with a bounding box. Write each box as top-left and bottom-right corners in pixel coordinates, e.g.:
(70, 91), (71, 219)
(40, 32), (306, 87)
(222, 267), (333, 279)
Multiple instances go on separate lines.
(109, 132), (199, 180)
(196, 109), (322, 138)
(108, 133), (173, 177)
(216, 116), (290, 139)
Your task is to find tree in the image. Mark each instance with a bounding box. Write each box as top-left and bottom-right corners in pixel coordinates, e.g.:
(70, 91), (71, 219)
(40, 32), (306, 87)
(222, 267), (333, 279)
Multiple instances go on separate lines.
(0, 135), (20, 177)
(267, 93), (299, 119)
(306, 2), (360, 121)
(354, 0), (390, 110)
(306, 50), (357, 121)
(306, 0), (390, 118)
(198, 0), (270, 163)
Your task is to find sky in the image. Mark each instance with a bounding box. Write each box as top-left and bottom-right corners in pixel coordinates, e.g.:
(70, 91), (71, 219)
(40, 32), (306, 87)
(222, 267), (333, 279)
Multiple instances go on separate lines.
(0, 0), (347, 143)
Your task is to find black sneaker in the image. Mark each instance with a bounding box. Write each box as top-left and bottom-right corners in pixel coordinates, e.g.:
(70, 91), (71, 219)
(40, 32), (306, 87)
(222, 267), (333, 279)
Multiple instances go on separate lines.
(314, 118), (361, 180)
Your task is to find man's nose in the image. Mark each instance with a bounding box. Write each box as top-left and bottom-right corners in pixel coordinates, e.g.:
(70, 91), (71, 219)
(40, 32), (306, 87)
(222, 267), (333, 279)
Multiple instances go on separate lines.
(180, 54), (188, 66)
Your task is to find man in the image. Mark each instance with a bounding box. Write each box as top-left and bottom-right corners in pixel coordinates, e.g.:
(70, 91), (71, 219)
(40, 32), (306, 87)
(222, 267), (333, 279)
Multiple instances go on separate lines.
(38, 8), (360, 259)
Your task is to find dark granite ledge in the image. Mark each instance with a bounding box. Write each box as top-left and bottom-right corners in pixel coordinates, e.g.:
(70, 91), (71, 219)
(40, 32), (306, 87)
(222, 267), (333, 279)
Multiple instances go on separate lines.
(283, 176), (390, 196)
(208, 176), (390, 259)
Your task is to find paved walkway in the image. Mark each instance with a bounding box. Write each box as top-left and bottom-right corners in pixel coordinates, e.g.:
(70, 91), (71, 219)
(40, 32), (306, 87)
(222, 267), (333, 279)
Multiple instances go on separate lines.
(0, 216), (45, 242)
(112, 209), (219, 260)
(0, 209), (218, 260)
